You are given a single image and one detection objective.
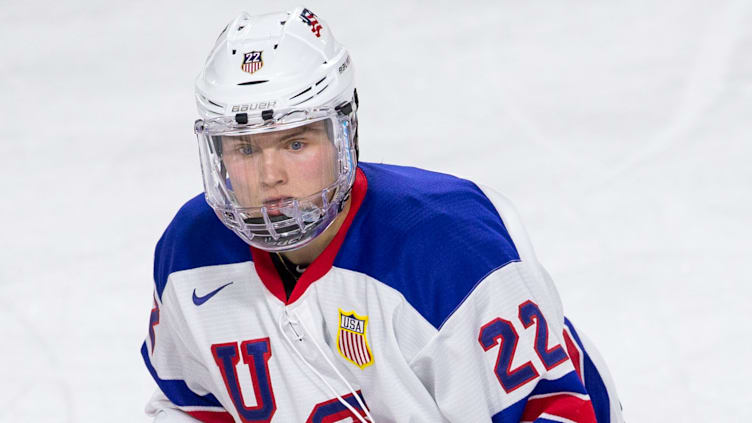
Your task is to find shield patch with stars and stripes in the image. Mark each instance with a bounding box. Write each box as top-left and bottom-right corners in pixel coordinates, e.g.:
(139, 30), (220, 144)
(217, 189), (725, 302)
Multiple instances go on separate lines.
(241, 51), (263, 74)
(337, 309), (373, 369)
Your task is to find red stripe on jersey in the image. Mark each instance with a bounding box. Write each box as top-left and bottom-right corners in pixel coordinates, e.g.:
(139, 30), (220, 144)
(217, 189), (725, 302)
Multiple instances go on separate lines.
(521, 394), (597, 423)
(350, 333), (363, 366)
(344, 332), (354, 363)
(356, 335), (368, 364)
(342, 332), (351, 359)
(563, 328), (583, 382)
(251, 251), (287, 302)
(346, 332), (359, 364)
(187, 410), (235, 423)
(347, 332), (358, 364)
(351, 332), (365, 365)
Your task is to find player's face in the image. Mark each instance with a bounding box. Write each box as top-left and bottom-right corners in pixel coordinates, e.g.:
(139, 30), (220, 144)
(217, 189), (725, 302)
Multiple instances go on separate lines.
(220, 120), (338, 212)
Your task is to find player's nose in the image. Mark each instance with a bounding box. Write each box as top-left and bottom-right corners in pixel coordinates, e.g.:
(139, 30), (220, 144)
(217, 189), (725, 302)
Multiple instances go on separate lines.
(258, 150), (286, 188)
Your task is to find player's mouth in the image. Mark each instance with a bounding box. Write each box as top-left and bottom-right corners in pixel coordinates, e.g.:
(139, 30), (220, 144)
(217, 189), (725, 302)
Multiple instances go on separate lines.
(263, 197), (294, 212)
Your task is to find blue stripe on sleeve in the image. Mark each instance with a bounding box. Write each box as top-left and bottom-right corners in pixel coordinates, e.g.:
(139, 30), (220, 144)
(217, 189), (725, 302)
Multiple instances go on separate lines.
(141, 342), (223, 408)
(491, 396), (527, 423)
(531, 371), (588, 396)
(564, 318), (611, 423)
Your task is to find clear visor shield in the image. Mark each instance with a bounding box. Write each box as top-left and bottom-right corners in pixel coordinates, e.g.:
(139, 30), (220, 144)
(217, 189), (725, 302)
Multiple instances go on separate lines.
(195, 113), (355, 250)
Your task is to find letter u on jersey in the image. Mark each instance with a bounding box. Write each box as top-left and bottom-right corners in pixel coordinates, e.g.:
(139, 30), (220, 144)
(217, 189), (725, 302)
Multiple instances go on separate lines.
(211, 338), (277, 423)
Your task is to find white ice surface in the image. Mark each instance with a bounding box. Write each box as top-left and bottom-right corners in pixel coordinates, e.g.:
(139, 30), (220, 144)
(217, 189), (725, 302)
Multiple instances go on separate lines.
(1, 1), (750, 421)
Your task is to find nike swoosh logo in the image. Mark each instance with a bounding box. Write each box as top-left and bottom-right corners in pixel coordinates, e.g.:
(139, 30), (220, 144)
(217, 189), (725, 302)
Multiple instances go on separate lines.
(192, 282), (234, 306)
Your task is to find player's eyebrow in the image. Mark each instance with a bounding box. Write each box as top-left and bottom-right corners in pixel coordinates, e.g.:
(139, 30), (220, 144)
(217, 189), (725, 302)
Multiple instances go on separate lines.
(278, 125), (324, 142)
(224, 123), (325, 145)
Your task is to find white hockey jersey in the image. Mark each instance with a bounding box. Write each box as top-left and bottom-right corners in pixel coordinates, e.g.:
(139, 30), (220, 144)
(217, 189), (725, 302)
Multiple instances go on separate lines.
(142, 162), (623, 422)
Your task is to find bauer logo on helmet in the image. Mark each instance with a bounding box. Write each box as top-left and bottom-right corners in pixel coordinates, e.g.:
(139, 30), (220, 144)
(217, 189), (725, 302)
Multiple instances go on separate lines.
(231, 101), (277, 113)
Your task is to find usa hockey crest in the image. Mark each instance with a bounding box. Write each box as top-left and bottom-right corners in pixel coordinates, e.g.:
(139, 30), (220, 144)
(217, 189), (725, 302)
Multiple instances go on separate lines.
(337, 309), (373, 369)
(241, 51), (263, 74)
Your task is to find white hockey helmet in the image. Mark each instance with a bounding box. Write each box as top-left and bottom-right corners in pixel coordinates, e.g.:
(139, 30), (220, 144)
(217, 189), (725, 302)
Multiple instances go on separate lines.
(194, 7), (358, 252)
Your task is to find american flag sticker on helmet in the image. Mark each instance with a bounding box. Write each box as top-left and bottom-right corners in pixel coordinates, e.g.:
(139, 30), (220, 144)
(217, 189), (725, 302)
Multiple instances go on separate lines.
(241, 51), (263, 74)
(337, 309), (373, 369)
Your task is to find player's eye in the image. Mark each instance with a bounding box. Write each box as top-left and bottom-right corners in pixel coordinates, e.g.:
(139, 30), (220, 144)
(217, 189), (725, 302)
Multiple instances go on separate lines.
(236, 144), (255, 155)
(289, 140), (305, 151)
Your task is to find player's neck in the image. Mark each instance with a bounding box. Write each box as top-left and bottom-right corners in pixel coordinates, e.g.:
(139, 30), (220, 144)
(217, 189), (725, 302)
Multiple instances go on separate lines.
(281, 197), (352, 266)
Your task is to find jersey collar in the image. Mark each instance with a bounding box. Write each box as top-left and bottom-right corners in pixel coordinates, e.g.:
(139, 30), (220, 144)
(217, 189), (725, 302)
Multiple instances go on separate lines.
(251, 167), (367, 305)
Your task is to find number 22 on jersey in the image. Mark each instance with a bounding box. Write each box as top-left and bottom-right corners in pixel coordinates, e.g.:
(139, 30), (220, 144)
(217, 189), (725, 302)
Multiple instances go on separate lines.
(478, 300), (569, 393)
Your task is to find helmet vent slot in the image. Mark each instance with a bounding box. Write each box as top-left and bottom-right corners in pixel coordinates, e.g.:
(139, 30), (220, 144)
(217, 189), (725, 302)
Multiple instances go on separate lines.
(289, 86), (312, 100)
(315, 76), (326, 86)
(316, 84), (329, 96)
(290, 96), (314, 107)
(238, 80), (268, 86)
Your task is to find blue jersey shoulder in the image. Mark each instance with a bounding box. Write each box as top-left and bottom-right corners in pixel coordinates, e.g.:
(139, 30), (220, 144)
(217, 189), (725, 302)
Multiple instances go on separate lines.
(153, 193), (250, 299)
(336, 162), (520, 328)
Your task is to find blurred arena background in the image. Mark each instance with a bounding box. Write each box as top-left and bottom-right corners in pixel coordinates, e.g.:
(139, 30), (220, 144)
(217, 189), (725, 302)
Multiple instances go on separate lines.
(1, 1), (750, 421)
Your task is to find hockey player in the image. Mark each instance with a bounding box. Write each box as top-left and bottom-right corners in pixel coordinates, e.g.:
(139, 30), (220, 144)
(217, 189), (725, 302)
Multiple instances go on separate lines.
(142, 7), (624, 423)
